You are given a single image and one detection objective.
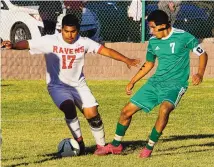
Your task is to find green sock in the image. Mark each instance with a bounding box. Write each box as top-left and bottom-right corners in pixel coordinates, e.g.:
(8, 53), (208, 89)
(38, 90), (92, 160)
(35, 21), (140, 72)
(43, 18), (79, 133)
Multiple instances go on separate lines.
(112, 123), (128, 147)
(146, 127), (162, 150)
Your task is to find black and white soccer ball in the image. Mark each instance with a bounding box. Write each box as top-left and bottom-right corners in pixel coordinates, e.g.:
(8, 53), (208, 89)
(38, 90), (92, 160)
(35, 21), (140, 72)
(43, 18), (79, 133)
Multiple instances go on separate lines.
(58, 138), (80, 157)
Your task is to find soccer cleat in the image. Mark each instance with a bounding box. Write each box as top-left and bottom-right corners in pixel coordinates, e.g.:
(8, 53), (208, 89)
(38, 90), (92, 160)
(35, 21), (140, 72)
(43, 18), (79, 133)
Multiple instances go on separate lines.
(139, 147), (153, 158)
(94, 143), (123, 155)
(78, 140), (85, 155)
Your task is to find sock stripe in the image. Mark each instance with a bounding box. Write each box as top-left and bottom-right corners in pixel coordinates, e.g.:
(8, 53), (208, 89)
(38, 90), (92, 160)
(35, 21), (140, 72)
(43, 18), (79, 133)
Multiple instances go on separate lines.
(148, 139), (155, 147)
(90, 125), (104, 132)
(114, 134), (123, 141)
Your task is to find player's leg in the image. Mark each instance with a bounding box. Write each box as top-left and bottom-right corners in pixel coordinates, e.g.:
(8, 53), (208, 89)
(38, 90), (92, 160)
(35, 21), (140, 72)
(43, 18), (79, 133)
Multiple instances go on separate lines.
(83, 106), (106, 151)
(83, 106), (105, 147)
(60, 99), (86, 155)
(73, 80), (106, 153)
(95, 82), (158, 155)
(111, 102), (140, 146)
(155, 101), (174, 133)
(140, 85), (187, 158)
(140, 101), (174, 158)
(48, 85), (85, 154)
(59, 100), (83, 141)
(114, 82), (158, 148)
(96, 102), (141, 155)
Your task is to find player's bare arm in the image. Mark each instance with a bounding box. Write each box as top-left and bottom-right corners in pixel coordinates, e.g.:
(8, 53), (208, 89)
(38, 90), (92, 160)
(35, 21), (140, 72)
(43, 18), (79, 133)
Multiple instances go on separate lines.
(1, 40), (29, 50)
(126, 61), (155, 95)
(192, 52), (208, 85)
(99, 46), (141, 68)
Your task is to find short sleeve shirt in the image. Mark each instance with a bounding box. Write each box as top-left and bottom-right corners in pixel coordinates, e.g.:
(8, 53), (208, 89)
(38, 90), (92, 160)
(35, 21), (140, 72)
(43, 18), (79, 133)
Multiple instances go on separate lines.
(28, 34), (103, 86)
(146, 28), (204, 86)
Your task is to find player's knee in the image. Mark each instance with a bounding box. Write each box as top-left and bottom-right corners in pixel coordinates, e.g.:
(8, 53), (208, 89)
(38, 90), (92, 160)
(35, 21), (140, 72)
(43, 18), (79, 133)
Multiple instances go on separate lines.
(159, 104), (173, 116)
(87, 114), (103, 128)
(120, 108), (132, 120)
(59, 100), (77, 119)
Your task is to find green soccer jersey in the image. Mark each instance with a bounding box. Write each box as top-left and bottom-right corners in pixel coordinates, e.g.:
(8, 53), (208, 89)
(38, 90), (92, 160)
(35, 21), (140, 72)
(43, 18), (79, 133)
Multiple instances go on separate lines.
(146, 28), (200, 86)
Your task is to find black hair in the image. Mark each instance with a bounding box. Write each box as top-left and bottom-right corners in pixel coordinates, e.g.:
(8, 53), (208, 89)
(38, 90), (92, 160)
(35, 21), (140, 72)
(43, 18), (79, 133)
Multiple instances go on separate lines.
(147, 10), (170, 26)
(62, 14), (80, 30)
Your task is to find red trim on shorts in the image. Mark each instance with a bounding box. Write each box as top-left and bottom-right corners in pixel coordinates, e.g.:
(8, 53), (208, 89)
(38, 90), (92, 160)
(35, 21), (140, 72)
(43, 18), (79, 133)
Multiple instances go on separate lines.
(97, 45), (104, 54)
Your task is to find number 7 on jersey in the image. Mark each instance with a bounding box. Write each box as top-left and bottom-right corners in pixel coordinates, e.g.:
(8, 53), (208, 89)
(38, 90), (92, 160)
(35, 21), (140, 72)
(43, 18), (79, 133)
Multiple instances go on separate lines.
(170, 42), (175, 53)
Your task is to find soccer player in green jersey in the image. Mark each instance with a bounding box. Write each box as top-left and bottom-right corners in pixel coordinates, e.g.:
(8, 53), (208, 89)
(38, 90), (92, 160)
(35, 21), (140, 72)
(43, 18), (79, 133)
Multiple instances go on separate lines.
(95, 10), (208, 158)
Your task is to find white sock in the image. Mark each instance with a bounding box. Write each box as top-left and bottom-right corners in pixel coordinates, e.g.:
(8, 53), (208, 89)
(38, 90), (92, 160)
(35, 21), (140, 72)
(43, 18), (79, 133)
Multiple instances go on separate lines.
(65, 117), (82, 139)
(90, 125), (105, 146)
(148, 139), (156, 147)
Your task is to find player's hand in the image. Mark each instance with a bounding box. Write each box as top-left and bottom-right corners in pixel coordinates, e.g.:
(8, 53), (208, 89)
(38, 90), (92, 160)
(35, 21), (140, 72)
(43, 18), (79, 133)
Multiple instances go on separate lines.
(126, 58), (141, 69)
(126, 82), (134, 95)
(1, 40), (13, 49)
(192, 73), (203, 86)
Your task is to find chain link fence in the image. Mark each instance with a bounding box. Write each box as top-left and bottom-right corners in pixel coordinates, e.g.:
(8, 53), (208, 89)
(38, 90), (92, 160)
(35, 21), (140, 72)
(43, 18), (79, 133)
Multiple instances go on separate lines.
(1, 0), (213, 43)
(146, 1), (214, 41)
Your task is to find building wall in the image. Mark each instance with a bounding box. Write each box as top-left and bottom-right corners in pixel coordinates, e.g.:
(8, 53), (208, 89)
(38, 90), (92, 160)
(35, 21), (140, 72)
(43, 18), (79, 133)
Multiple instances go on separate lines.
(1, 41), (214, 80)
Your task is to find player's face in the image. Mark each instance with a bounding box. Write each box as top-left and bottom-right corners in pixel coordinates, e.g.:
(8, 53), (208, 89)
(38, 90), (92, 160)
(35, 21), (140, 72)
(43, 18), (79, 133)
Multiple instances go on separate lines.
(62, 25), (79, 44)
(148, 21), (165, 39)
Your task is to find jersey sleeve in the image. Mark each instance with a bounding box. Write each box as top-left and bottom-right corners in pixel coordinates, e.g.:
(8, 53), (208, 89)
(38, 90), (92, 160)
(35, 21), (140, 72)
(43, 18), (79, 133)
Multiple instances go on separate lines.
(185, 32), (205, 56)
(84, 37), (102, 53)
(185, 33), (199, 50)
(28, 36), (47, 54)
(146, 41), (156, 62)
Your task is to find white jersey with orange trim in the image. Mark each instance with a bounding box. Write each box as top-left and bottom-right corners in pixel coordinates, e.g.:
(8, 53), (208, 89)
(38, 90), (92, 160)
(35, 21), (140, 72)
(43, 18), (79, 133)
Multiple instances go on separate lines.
(28, 33), (103, 86)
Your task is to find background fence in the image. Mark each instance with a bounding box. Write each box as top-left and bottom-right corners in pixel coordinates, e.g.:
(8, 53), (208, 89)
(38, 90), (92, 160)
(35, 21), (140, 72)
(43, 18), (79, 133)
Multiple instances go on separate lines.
(1, 0), (214, 43)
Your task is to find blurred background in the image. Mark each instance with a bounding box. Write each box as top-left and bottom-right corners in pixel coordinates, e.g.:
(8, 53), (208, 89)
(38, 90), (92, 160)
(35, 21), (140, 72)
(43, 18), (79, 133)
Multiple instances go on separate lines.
(1, 0), (214, 43)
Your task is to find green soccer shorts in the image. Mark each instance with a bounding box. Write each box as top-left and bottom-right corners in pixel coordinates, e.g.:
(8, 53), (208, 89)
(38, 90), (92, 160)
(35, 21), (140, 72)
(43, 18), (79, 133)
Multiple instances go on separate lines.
(130, 81), (187, 113)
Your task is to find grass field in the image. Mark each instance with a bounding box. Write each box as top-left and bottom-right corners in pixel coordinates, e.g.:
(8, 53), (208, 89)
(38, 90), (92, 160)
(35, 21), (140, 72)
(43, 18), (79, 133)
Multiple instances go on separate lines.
(1, 79), (214, 167)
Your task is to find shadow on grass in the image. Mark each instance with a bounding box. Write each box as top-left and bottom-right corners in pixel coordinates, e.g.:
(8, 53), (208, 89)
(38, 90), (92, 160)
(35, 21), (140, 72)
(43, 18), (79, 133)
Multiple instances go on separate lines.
(1, 156), (26, 161)
(120, 140), (147, 155)
(83, 140), (147, 156)
(3, 153), (60, 167)
(4, 134), (214, 167)
(154, 148), (214, 158)
(162, 134), (214, 142)
(115, 134), (214, 155)
(158, 142), (214, 152)
(1, 84), (12, 87)
(4, 147), (97, 167)
(147, 134), (214, 158)
(153, 142), (214, 157)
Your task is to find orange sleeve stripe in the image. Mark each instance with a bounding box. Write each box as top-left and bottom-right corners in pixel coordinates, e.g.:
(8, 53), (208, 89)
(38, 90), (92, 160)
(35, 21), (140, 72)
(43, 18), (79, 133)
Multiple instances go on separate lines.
(97, 45), (104, 54)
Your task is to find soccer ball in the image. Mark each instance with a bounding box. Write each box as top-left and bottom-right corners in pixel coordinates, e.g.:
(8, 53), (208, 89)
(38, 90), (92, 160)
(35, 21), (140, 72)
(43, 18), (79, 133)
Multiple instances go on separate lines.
(58, 138), (80, 157)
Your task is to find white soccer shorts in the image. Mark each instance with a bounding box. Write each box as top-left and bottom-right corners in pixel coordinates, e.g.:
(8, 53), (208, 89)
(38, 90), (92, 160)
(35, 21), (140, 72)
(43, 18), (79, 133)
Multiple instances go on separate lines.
(47, 80), (98, 110)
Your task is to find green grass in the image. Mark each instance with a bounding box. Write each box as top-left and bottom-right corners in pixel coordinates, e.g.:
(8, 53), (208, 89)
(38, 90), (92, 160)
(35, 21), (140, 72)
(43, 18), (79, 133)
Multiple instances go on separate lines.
(1, 79), (214, 167)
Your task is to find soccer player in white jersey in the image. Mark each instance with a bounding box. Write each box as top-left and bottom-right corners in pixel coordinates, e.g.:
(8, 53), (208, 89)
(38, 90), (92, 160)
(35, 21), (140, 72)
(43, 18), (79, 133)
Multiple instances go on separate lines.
(95, 10), (208, 158)
(1, 14), (140, 155)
